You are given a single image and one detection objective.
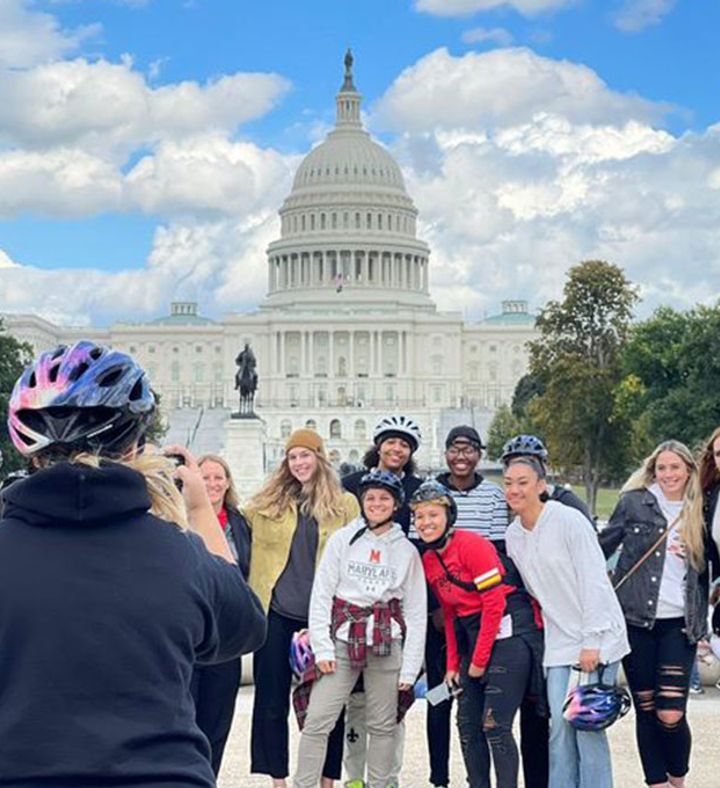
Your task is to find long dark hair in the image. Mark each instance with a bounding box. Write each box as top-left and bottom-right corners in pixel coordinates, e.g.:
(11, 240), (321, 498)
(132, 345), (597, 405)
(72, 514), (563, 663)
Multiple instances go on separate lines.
(362, 446), (417, 476)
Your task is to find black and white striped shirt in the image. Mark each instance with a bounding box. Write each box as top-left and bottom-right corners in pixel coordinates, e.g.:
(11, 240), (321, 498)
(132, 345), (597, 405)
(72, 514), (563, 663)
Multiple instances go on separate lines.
(431, 472), (509, 543)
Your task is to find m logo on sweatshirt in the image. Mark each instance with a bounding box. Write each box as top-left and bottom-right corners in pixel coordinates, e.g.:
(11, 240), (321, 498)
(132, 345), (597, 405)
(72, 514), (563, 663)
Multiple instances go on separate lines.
(369, 549), (382, 563)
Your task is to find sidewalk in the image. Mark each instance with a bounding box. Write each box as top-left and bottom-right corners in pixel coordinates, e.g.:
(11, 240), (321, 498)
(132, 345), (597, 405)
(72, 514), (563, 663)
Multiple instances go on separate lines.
(218, 684), (720, 786)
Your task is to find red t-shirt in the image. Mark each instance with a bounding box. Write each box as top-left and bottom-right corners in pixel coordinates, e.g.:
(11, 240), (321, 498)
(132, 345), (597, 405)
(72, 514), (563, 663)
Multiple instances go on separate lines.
(422, 530), (510, 672)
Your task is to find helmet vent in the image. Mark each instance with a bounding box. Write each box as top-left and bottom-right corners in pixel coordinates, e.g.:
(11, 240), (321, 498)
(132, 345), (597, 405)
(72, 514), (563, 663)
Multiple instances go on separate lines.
(51, 347), (66, 360)
(98, 367), (125, 388)
(28, 371), (37, 388)
(48, 364), (61, 383)
(129, 378), (144, 401)
(89, 346), (103, 361)
(68, 362), (89, 382)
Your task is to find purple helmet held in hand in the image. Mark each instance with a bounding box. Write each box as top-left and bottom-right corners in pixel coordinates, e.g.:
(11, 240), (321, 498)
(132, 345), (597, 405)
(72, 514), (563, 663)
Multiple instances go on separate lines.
(289, 629), (314, 678)
(562, 665), (631, 731)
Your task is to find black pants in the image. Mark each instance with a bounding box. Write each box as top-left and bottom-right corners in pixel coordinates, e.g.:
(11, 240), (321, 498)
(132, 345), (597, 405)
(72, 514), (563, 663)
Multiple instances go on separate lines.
(456, 625), (534, 788)
(624, 618), (695, 785)
(427, 617), (548, 788)
(251, 609), (344, 779)
(191, 659), (242, 776)
(425, 619), (452, 787)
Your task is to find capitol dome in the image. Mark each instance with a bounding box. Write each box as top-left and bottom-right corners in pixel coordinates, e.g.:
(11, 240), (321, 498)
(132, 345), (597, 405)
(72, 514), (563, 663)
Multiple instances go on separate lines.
(263, 50), (433, 312)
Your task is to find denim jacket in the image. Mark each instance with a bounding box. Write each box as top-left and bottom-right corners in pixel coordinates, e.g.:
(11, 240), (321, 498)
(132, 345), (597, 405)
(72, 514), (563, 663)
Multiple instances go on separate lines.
(599, 488), (708, 644)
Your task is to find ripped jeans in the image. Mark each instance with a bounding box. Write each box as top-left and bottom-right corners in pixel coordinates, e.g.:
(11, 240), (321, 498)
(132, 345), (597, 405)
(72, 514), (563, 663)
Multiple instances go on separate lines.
(457, 635), (533, 788)
(624, 618), (695, 785)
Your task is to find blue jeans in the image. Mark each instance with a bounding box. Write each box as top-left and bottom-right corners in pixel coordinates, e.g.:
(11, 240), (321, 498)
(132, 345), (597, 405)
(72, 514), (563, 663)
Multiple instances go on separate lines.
(546, 662), (619, 788)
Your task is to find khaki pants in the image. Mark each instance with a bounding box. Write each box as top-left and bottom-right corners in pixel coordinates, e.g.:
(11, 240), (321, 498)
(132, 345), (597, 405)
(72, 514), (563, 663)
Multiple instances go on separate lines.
(293, 641), (402, 788)
(344, 692), (405, 785)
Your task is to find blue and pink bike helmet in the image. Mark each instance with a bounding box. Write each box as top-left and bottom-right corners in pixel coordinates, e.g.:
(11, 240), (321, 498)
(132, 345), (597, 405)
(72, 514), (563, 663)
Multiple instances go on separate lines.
(8, 341), (155, 457)
(562, 664), (631, 732)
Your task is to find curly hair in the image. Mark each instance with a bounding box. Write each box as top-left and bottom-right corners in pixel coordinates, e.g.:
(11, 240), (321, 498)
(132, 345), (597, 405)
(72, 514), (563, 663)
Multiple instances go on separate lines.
(698, 426), (720, 494)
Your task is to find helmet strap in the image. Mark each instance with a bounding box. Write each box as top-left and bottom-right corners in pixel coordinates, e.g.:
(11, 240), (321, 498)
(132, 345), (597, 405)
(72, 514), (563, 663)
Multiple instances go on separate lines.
(424, 525), (454, 551)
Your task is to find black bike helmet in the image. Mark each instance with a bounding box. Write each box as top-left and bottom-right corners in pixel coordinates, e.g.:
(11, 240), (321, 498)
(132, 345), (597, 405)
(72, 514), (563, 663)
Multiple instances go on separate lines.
(409, 479), (458, 550)
(501, 434), (549, 464)
(358, 469), (406, 508)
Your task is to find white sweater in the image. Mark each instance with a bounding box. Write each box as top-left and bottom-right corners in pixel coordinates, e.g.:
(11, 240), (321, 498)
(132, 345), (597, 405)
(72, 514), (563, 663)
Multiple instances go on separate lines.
(506, 501), (629, 668)
(308, 517), (427, 685)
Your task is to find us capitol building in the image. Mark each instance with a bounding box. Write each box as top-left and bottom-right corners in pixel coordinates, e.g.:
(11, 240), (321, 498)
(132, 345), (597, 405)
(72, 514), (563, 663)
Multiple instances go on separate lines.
(5, 53), (537, 472)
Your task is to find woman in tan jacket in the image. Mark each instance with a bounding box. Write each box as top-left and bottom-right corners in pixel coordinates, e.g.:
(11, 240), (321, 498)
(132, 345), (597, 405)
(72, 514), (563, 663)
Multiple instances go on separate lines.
(245, 429), (359, 788)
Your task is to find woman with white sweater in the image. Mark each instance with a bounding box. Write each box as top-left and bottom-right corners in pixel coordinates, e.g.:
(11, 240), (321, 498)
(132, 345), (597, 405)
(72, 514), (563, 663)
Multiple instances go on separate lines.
(504, 457), (629, 788)
(292, 470), (427, 788)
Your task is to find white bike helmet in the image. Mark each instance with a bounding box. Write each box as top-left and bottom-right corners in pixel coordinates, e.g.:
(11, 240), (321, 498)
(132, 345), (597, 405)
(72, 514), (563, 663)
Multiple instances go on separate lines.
(372, 414), (422, 453)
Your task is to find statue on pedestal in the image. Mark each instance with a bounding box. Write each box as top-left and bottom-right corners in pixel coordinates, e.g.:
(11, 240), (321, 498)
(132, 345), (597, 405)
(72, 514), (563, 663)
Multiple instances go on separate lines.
(234, 343), (258, 418)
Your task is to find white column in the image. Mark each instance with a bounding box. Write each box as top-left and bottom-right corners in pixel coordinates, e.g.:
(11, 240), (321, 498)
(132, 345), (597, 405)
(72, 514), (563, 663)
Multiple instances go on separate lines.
(279, 331), (285, 375)
(300, 330), (307, 375)
(309, 332), (315, 375)
(349, 332), (355, 377)
(329, 331), (335, 378)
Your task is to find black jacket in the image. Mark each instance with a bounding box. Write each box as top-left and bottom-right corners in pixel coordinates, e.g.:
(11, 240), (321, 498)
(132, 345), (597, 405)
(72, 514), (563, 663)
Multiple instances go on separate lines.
(342, 469), (423, 535)
(227, 506), (252, 580)
(600, 488), (708, 643)
(703, 482), (720, 580)
(547, 485), (595, 528)
(0, 461), (266, 788)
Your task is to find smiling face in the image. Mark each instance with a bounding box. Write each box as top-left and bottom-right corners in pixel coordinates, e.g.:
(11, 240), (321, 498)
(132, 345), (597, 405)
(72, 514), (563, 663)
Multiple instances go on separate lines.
(503, 462), (546, 519)
(377, 436), (412, 473)
(654, 450), (690, 501)
(200, 459), (229, 512)
(414, 501), (449, 544)
(445, 439), (480, 480)
(287, 447), (318, 484)
(361, 487), (397, 526)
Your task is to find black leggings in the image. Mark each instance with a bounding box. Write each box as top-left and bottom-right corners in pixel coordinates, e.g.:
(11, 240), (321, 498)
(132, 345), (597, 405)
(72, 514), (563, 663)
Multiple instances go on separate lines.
(456, 632), (533, 788)
(251, 609), (344, 779)
(623, 618), (695, 785)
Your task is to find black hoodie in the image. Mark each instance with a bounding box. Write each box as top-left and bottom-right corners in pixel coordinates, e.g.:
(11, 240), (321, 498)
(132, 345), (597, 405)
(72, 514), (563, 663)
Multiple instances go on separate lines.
(0, 461), (266, 788)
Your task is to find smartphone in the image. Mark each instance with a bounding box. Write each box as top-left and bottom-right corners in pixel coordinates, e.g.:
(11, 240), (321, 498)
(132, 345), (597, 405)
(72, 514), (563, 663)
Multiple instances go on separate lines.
(166, 453), (185, 491)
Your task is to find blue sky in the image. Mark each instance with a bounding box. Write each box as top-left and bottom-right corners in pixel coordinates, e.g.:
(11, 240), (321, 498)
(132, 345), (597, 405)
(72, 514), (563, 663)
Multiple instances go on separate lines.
(0, 0), (718, 325)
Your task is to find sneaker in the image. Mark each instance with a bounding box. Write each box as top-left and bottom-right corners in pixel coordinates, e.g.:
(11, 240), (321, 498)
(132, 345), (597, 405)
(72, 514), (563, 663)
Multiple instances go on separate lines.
(689, 684), (704, 695)
(344, 781), (365, 788)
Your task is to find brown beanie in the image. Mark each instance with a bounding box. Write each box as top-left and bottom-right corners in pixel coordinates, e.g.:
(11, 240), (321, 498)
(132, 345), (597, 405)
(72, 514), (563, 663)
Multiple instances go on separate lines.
(285, 428), (325, 456)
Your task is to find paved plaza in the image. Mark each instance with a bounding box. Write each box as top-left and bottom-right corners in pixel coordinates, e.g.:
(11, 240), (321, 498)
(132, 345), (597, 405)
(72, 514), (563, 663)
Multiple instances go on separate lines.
(218, 684), (720, 787)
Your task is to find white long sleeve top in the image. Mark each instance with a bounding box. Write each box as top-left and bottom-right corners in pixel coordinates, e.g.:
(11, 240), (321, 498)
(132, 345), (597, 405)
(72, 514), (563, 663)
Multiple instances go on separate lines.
(308, 517), (427, 685)
(506, 501), (629, 668)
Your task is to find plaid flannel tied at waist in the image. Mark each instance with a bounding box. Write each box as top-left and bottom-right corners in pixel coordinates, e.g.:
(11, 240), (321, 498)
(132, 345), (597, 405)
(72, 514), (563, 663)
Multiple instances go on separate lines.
(292, 596), (415, 730)
(331, 596), (406, 668)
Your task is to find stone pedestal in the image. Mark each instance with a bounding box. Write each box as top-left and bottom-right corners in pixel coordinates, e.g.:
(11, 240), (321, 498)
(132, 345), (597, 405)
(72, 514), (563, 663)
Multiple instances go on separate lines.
(223, 415), (268, 503)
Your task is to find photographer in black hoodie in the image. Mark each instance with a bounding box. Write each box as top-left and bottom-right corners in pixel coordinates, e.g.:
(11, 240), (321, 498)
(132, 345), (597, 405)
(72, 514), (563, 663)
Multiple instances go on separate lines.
(0, 341), (266, 788)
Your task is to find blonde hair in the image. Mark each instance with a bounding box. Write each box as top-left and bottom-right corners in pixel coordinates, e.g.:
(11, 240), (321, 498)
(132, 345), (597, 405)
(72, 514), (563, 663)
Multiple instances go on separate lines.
(246, 451), (346, 523)
(622, 439), (705, 570)
(31, 450), (189, 529)
(698, 426), (720, 494)
(198, 453), (240, 510)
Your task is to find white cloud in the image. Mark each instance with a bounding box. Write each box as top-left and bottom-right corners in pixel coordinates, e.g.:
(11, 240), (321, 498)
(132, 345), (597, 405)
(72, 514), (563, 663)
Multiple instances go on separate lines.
(462, 27), (514, 46)
(0, 249), (20, 268)
(614, 0), (676, 32)
(0, 58), (290, 153)
(373, 48), (669, 134)
(0, 0), (99, 68)
(416, 0), (573, 17)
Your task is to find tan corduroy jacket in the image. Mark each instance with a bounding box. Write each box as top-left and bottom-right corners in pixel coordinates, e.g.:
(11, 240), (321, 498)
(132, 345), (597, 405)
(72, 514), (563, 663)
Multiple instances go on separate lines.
(243, 491), (360, 611)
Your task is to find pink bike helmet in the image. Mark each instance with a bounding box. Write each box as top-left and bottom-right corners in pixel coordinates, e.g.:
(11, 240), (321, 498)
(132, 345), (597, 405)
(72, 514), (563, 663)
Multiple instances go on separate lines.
(289, 629), (314, 678)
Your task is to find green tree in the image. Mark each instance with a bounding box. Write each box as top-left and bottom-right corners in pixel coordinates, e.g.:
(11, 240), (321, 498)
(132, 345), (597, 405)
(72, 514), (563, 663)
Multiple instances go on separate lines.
(0, 320), (33, 477)
(618, 303), (720, 451)
(510, 372), (545, 422)
(528, 260), (639, 514)
(486, 404), (520, 461)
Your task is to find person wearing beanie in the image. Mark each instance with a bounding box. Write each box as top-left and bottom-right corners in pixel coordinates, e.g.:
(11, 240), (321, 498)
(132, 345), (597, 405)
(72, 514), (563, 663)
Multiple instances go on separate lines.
(243, 428), (359, 788)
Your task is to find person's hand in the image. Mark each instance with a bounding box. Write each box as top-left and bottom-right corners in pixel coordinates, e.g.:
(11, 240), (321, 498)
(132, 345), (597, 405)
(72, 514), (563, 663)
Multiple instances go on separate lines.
(317, 660), (335, 674)
(468, 663), (485, 679)
(578, 648), (601, 673)
(398, 682), (412, 691)
(431, 608), (445, 632)
(444, 670), (459, 685)
(162, 444), (210, 517)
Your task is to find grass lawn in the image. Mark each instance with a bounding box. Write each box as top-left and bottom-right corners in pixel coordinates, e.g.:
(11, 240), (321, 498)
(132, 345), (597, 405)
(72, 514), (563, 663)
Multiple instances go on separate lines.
(569, 484), (620, 520)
